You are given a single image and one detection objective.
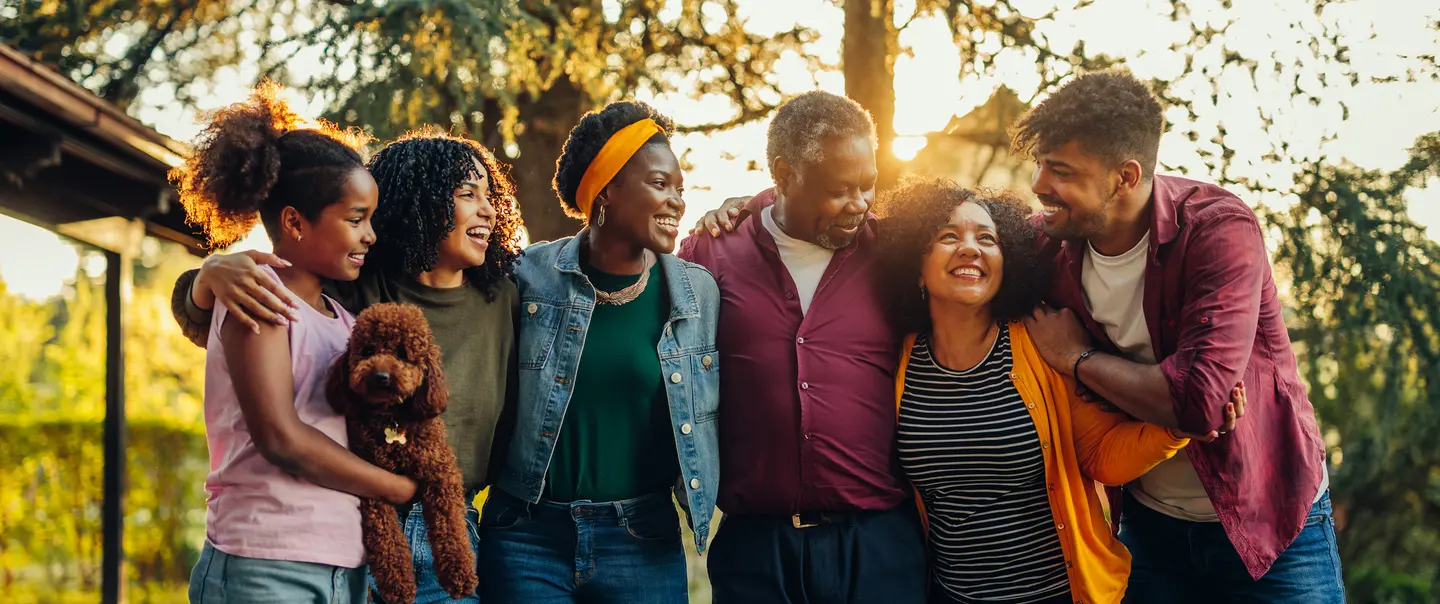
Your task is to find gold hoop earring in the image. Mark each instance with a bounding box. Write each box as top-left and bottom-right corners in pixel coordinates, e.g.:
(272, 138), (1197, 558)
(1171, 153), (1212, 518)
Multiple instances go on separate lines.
(594, 205), (606, 228)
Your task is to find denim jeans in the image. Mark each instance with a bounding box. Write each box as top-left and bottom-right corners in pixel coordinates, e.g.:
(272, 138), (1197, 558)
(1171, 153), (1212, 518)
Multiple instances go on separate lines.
(367, 502), (483, 603)
(476, 488), (688, 604)
(189, 541), (366, 604)
(1120, 490), (1345, 603)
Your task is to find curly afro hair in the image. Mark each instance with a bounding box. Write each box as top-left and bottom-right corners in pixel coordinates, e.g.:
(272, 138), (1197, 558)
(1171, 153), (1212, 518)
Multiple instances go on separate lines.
(365, 128), (521, 298)
(169, 81), (369, 249)
(1010, 69), (1164, 179)
(875, 177), (1049, 334)
(553, 100), (675, 221)
(766, 91), (875, 182)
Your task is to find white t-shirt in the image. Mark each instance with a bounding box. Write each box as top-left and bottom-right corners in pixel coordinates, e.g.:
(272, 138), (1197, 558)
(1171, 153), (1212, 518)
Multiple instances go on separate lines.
(1081, 231), (1220, 521)
(762, 206), (834, 315)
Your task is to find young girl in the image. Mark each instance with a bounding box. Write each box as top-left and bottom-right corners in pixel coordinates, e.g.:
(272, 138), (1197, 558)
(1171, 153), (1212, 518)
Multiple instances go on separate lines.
(171, 129), (523, 603)
(172, 84), (416, 604)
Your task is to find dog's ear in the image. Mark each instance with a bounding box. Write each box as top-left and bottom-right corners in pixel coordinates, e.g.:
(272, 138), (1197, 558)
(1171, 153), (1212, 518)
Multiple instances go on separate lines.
(412, 343), (448, 419)
(325, 348), (355, 416)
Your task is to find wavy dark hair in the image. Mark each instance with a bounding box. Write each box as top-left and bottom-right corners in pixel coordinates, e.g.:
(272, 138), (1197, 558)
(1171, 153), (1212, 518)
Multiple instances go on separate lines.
(169, 81), (368, 248)
(364, 128), (522, 298)
(876, 177), (1049, 334)
(553, 100), (676, 221)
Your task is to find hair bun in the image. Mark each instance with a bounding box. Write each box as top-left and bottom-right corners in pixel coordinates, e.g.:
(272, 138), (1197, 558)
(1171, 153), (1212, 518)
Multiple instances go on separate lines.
(170, 81), (305, 248)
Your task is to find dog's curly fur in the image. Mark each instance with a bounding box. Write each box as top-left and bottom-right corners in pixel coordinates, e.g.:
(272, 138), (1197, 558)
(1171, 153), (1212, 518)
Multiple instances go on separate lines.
(326, 303), (476, 603)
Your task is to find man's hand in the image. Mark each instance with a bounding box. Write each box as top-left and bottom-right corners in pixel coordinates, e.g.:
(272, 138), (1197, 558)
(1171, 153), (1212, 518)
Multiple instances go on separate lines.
(1170, 384), (1246, 442)
(1023, 306), (1093, 374)
(689, 195), (752, 237)
(194, 250), (300, 333)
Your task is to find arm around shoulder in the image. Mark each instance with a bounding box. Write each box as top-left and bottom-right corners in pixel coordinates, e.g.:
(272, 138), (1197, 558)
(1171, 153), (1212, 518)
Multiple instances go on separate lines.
(170, 269), (213, 348)
(1158, 209), (1266, 435)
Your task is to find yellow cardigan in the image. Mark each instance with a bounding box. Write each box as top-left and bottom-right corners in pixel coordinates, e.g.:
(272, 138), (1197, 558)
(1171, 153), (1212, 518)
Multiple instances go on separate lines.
(896, 322), (1187, 604)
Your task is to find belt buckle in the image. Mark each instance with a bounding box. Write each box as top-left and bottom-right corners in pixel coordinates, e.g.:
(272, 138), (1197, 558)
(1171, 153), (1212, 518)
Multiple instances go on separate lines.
(791, 513), (819, 529)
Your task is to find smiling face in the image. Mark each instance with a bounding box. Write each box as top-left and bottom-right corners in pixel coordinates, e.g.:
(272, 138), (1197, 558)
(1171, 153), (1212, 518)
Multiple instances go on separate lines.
(596, 142), (686, 253)
(774, 135), (877, 249)
(1030, 139), (1121, 241)
(283, 167), (378, 281)
(434, 157), (496, 271)
(921, 201), (1005, 310)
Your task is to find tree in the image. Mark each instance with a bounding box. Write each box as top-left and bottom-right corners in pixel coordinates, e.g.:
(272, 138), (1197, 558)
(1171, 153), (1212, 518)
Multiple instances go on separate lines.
(1261, 133), (1440, 602)
(3, 0), (818, 242)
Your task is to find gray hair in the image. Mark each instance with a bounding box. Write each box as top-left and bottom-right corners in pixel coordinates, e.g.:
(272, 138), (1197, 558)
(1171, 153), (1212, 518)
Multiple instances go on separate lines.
(766, 91), (877, 182)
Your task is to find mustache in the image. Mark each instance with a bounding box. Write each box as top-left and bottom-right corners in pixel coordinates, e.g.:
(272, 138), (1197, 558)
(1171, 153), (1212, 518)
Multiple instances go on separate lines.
(1037, 194), (1067, 208)
(830, 214), (865, 228)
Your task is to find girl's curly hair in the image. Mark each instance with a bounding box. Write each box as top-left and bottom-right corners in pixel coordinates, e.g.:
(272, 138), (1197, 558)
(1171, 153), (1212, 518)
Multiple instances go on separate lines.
(876, 177), (1050, 334)
(552, 100), (675, 220)
(365, 128), (522, 297)
(169, 81), (368, 248)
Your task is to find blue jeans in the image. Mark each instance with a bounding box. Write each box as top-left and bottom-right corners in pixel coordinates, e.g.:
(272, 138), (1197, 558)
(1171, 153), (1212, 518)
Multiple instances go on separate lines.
(476, 488), (688, 604)
(1120, 490), (1345, 603)
(367, 502), (483, 603)
(189, 541), (366, 604)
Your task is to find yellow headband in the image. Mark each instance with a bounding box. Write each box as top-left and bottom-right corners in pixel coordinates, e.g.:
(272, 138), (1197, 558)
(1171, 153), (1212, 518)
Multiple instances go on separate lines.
(576, 118), (664, 218)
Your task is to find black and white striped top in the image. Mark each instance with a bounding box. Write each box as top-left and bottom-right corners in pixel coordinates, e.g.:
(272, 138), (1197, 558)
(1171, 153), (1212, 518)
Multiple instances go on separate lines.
(897, 328), (1070, 603)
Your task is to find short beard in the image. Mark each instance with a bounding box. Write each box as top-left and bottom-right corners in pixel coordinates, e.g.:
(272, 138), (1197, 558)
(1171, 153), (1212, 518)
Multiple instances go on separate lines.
(815, 231), (853, 250)
(1044, 187), (1115, 241)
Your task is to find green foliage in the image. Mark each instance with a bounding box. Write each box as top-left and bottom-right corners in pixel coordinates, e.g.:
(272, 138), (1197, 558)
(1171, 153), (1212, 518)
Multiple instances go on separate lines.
(0, 237), (206, 600)
(0, 415), (208, 602)
(1260, 133), (1440, 602)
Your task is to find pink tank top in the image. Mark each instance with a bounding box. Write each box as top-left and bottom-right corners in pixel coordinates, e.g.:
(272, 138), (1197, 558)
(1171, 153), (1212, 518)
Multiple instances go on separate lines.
(202, 266), (363, 567)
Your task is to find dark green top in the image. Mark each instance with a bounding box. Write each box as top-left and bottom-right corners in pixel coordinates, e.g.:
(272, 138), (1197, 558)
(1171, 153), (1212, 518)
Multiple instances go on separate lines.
(541, 258), (679, 503)
(174, 268), (517, 491)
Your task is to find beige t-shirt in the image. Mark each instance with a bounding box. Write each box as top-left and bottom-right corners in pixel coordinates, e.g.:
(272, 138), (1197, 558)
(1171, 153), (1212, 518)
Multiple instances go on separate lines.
(763, 206), (834, 315)
(1081, 231), (1220, 521)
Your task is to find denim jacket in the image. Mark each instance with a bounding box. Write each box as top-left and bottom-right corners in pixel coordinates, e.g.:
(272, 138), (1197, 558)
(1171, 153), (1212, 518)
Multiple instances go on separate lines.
(495, 233), (721, 552)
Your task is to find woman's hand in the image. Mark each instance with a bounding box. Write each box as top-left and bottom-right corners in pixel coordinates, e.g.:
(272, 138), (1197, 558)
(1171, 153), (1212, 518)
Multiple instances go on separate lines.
(194, 250), (300, 333)
(1169, 384), (1246, 442)
(689, 195), (752, 237)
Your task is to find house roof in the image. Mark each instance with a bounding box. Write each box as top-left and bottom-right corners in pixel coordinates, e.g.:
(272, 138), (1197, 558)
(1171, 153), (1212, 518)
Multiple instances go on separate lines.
(0, 43), (207, 255)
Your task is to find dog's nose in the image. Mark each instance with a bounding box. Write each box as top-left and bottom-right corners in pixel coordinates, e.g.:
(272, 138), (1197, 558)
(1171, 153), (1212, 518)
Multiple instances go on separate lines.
(371, 372), (391, 388)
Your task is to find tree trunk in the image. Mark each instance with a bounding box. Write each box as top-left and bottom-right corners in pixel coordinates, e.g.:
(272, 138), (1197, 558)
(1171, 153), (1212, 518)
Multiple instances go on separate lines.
(510, 79), (587, 243)
(843, 0), (899, 191)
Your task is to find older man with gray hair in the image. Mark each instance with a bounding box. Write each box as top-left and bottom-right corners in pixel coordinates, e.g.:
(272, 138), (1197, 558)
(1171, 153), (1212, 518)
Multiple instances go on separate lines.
(678, 91), (926, 604)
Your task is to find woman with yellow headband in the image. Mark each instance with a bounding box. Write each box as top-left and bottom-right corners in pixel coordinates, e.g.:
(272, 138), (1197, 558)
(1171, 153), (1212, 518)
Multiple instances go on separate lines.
(479, 101), (721, 604)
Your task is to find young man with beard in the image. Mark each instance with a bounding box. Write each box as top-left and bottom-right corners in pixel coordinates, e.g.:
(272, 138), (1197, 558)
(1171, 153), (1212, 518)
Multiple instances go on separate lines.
(678, 91), (927, 604)
(1016, 70), (1343, 602)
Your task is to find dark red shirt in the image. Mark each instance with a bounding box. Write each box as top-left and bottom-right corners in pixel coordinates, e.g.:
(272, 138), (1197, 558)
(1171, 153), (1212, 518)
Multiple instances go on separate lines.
(678, 189), (910, 515)
(1039, 174), (1326, 579)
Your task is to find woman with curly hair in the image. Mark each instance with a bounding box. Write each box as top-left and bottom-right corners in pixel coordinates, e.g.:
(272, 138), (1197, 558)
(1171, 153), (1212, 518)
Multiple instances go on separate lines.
(478, 100), (720, 604)
(172, 83), (417, 603)
(171, 128), (524, 603)
(874, 177), (1240, 604)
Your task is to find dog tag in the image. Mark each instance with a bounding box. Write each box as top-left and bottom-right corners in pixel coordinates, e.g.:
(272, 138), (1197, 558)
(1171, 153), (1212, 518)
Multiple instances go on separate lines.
(384, 427), (408, 445)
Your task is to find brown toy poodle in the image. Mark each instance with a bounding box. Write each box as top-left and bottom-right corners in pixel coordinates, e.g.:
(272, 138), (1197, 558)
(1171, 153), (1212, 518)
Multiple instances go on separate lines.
(326, 303), (477, 603)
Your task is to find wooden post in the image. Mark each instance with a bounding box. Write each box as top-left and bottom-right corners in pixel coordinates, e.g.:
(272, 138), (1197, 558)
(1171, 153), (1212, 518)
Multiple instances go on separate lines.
(101, 249), (126, 604)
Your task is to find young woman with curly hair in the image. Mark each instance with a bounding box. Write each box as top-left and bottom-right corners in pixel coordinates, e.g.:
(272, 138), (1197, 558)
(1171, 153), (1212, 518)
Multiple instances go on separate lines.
(171, 127), (525, 603)
(172, 83), (417, 604)
(874, 177), (1243, 604)
(479, 100), (721, 604)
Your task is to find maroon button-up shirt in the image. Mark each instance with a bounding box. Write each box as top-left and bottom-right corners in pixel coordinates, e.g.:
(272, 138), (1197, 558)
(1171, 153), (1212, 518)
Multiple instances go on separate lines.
(1040, 174), (1326, 579)
(678, 189), (910, 515)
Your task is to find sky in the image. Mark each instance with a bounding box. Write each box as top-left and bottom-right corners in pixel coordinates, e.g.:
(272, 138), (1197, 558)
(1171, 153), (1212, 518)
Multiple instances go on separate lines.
(2, 0), (1438, 299)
